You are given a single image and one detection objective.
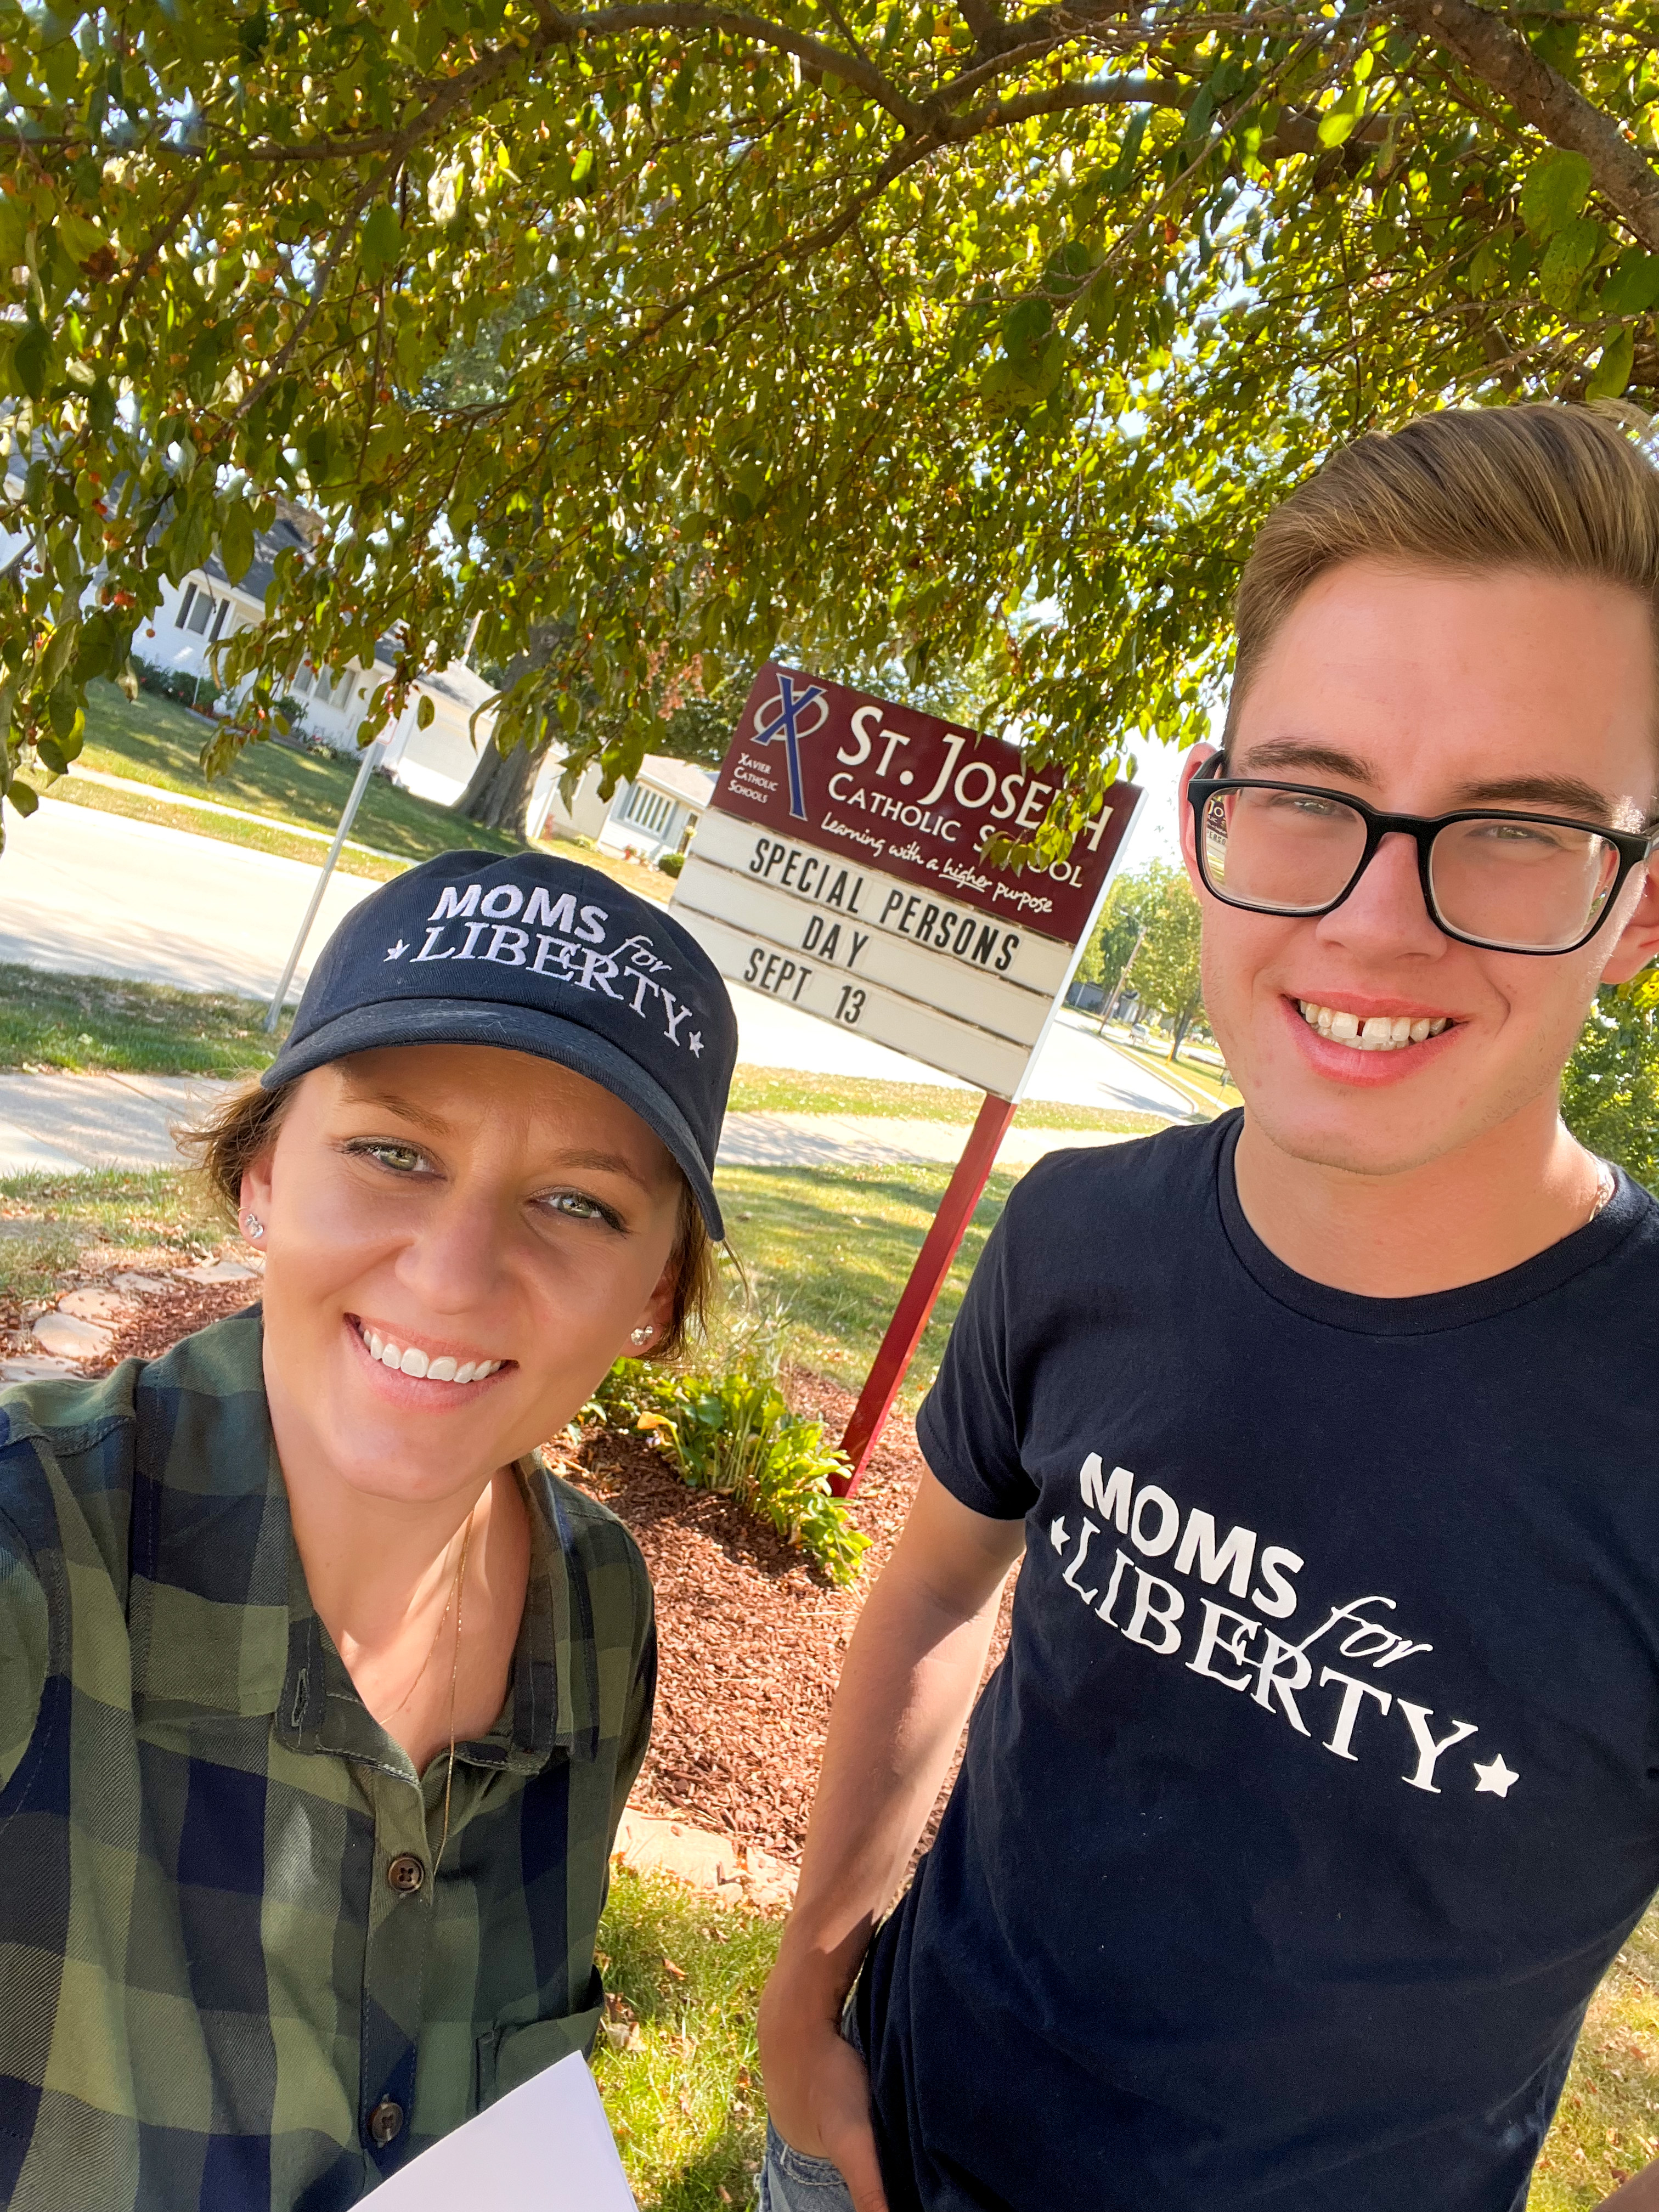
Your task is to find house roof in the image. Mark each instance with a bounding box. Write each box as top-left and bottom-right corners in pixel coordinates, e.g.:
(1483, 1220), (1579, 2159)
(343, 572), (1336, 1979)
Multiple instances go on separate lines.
(633, 753), (716, 806)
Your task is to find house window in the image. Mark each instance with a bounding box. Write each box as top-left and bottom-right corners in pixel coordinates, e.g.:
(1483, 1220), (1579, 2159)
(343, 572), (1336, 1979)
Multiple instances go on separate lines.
(294, 665), (318, 697)
(176, 584), (197, 630)
(186, 590), (213, 635)
(210, 599), (230, 642)
(623, 784), (675, 838)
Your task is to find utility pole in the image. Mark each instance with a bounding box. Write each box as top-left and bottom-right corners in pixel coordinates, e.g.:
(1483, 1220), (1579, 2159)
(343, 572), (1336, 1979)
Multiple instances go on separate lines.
(1099, 923), (1146, 1037)
(263, 735), (388, 1032)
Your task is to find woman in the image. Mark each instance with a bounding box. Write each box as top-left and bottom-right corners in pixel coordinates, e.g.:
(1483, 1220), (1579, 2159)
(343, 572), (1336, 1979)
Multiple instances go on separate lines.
(0, 849), (737, 2212)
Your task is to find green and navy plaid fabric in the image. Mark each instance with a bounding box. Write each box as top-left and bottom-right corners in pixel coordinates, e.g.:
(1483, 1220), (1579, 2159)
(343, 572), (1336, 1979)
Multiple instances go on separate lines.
(0, 1312), (654, 2211)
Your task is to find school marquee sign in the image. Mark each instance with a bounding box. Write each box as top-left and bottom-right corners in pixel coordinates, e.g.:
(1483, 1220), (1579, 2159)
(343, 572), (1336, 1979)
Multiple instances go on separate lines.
(670, 664), (1143, 1097)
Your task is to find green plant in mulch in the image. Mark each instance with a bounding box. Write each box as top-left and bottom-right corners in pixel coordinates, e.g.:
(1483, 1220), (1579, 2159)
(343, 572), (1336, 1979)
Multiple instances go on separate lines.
(591, 1348), (869, 1589)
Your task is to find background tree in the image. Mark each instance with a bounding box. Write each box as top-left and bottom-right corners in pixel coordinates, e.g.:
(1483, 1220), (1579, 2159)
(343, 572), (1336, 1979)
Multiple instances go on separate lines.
(3, 1), (1659, 855)
(1561, 974), (1659, 1190)
(1102, 861), (1206, 1060)
(1078, 867), (1154, 1006)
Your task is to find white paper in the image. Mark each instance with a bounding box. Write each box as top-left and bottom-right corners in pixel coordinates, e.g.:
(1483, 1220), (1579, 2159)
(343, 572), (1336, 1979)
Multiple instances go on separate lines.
(371, 2052), (638, 2209)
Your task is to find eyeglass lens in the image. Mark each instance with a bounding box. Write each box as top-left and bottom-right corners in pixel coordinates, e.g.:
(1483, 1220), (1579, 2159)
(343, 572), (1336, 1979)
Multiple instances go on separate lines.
(1200, 787), (1622, 953)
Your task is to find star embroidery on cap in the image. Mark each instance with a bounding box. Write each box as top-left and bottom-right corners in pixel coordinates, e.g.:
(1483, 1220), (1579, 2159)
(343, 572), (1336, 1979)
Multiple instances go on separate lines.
(689, 1031), (703, 1057)
(1049, 1516), (1069, 1553)
(1472, 1754), (1520, 1799)
(384, 939), (409, 961)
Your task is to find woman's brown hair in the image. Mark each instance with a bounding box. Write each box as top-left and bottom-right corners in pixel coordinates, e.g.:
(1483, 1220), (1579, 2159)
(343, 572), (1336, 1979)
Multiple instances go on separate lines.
(178, 1074), (720, 1361)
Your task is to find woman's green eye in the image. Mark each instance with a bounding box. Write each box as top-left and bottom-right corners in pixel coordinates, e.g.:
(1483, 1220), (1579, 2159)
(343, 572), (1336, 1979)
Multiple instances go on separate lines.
(540, 1190), (620, 1228)
(349, 1140), (432, 1175)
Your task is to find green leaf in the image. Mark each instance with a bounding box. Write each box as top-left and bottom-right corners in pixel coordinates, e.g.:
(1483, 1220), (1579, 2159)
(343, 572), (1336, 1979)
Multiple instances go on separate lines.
(0, 199), (31, 268)
(40, 618), (78, 691)
(219, 501), (256, 585)
(54, 211), (104, 264)
(1520, 148), (1593, 240)
(416, 692), (436, 728)
(5, 780), (38, 818)
(1541, 215), (1601, 302)
(1587, 326), (1635, 401)
(1317, 88), (1364, 149)
(13, 321), (55, 403)
(1599, 250), (1659, 318)
(362, 202), (404, 277)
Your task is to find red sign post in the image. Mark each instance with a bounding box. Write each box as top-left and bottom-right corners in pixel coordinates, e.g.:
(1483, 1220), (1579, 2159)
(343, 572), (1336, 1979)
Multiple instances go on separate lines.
(672, 665), (1142, 1488)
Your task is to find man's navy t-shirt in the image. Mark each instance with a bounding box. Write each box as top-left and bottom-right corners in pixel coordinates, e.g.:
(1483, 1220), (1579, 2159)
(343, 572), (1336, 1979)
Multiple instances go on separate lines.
(855, 1115), (1659, 2212)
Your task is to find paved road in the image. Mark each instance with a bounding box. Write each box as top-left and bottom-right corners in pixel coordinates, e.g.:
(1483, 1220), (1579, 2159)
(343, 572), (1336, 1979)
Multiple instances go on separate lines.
(1, 794), (377, 1002)
(1, 798), (1199, 1122)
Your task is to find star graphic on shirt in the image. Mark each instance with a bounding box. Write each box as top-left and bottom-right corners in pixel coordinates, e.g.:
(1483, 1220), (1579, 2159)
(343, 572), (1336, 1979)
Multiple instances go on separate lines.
(1049, 1516), (1069, 1553)
(1472, 1754), (1520, 1798)
(383, 938), (409, 961)
(689, 1031), (703, 1057)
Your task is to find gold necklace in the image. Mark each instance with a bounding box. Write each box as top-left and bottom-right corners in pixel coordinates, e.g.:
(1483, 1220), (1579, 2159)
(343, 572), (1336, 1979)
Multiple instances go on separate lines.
(436, 1505), (476, 1875)
(390, 1519), (469, 1717)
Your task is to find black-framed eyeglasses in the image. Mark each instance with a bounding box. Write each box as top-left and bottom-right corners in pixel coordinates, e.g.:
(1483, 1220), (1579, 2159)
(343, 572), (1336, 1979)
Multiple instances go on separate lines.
(1187, 759), (1659, 956)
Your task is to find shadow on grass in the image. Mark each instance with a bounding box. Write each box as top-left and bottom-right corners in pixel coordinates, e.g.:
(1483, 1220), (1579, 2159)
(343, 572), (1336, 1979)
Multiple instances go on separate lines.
(714, 1161), (1020, 1406)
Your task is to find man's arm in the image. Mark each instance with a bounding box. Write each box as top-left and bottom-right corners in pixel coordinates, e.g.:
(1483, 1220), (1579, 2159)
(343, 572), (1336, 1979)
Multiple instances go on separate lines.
(1601, 2162), (1659, 2207)
(758, 1470), (1025, 2211)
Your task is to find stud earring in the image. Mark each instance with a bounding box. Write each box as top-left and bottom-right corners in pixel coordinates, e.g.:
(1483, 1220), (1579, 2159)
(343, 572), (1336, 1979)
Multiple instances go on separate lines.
(630, 1325), (653, 1346)
(241, 1213), (265, 1241)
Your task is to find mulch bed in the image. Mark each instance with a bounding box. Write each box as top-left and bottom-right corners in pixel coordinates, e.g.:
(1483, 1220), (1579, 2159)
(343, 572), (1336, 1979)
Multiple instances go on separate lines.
(10, 1274), (1011, 1870)
(558, 1368), (1014, 1865)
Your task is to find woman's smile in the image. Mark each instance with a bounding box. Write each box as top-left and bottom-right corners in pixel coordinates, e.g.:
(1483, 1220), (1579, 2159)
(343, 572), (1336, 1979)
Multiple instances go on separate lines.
(346, 1312), (515, 1395)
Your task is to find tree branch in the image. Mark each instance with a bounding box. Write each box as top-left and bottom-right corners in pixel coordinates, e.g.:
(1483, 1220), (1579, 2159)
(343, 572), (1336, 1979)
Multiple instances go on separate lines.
(944, 74), (1187, 134)
(1386, 0), (1659, 251)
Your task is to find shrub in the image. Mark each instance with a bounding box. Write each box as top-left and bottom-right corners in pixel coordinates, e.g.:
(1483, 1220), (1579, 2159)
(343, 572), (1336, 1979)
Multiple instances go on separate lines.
(657, 849), (685, 877)
(131, 656), (219, 713)
(592, 1355), (870, 1587)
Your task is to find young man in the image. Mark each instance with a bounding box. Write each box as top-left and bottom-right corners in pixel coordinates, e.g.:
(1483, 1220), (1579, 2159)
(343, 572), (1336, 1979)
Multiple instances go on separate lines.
(757, 403), (1659, 2212)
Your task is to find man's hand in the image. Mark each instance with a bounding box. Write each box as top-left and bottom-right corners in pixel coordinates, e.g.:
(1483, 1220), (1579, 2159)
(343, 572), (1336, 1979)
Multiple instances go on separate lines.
(757, 1983), (890, 2211)
(1600, 2160), (1659, 2208)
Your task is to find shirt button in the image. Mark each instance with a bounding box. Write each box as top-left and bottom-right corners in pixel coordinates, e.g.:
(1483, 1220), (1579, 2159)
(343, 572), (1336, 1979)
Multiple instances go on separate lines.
(369, 2098), (404, 2148)
(386, 1853), (426, 1894)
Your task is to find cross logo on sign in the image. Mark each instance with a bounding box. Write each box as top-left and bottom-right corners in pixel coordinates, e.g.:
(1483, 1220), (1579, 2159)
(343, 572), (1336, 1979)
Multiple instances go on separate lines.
(748, 674), (827, 822)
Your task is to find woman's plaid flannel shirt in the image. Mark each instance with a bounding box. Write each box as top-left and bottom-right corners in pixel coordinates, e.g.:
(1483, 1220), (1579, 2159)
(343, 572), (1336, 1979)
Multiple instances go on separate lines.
(0, 1311), (654, 2211)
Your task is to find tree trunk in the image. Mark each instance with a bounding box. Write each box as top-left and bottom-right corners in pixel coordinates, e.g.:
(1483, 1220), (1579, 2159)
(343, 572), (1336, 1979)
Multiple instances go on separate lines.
(451, 736), (550, 839)
(1169, 1006), (1196, 1062)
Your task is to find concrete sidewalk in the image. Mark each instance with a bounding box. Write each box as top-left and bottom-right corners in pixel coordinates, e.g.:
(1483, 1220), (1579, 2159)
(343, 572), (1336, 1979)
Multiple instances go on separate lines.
(0, 1072), (1143, 1177)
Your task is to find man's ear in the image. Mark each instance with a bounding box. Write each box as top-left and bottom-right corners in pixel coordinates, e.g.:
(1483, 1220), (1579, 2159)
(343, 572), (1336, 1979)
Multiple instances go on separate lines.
(1177, 743), (1219, 901)
(1598, 861), (1659, 986)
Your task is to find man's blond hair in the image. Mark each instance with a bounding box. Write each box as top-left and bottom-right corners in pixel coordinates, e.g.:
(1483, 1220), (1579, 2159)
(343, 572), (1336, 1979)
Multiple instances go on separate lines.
(1229, 403), (1659, 735)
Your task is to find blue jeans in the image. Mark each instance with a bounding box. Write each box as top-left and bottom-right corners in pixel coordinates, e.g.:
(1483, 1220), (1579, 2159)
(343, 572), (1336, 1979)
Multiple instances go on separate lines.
(758, 2118), (857, 2211)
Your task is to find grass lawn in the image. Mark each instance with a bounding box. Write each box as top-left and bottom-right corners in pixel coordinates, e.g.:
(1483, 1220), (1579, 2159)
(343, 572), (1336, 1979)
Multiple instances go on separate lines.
(1107, 1029), (1243, 1113)
(1527, 1905), (1659, 2205)
(715, 1160), (1017, 1405)
(59, 680), (682, 905)
(596, 1869), (779, 2209)
(726, 1066), (1160, 1135)
(71, 679), (522, 873)
(0, 1167), (223, 1302)
(0, 962), (289, 1076)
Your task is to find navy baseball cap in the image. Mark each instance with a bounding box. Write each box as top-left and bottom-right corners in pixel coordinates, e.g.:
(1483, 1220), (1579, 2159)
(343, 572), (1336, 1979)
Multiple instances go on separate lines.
(262, 850), (738, 1236)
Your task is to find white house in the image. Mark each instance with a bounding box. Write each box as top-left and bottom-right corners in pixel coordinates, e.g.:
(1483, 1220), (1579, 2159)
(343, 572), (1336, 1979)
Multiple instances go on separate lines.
(134, 499), (501, 792)
(541, 752), (716, 865)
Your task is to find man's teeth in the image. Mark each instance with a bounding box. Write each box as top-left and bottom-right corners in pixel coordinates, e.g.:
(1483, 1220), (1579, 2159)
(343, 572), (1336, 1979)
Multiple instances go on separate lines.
(361, 1326), (501, 1384)
(1297, 1001), (1449, 1052)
